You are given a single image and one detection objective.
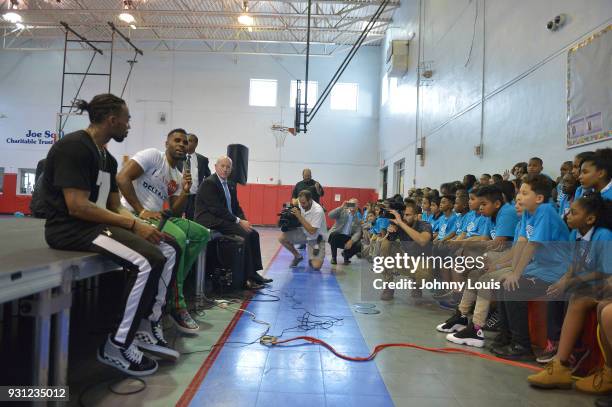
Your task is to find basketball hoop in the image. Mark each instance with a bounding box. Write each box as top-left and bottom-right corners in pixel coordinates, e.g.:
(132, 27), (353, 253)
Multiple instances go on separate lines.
(271, 124), (295, 148)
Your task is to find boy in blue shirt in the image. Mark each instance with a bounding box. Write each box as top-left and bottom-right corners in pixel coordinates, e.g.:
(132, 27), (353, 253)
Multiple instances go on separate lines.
(558, 173), (577, 220)
(435, 195), (458, 241)
(428, 197), (443, 234)
(420, 195), (432, 222)
(450, 195), (470, 240)
(572, 151), (594, 200)
(436, 185), (519, 347)
(527, 157), (554, 182)
(493, 174), (569, 360)
(460, 189), (488, 239)
(441, 196), (527, 347)
(478, 186), (519, 244)
(579, 148), (612, 201)
(555, 161), (573, 208)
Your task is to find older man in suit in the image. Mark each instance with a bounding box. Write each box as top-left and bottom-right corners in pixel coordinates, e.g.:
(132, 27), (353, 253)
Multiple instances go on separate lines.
(178, 133), (211, 220)
(194, 155), (271, 288)
(328, 198), (362, 265)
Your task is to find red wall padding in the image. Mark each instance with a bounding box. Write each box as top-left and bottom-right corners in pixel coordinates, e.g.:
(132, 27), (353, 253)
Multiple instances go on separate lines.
(0, 174), (32, 215)
(0, 175), (378, 223)
(237, 184), (378, 226)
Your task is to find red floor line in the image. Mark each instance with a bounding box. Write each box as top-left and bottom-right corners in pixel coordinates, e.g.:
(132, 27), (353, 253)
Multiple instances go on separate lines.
(176, 245), (282, 407)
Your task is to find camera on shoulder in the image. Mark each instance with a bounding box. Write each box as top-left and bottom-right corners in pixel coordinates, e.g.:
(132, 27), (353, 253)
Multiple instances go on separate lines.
(278, 202), (301, 232)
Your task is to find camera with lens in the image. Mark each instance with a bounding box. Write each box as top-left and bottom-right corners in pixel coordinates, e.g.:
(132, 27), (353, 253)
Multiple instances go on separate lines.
(380, 200), (405, 219)
(278, 203), (301, 232)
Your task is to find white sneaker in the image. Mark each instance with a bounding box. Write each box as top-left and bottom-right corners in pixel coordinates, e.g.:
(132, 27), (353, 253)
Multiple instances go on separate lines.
(97, 335), (158, 376)
(135, 319), (180, 361)
(446, 324), (485, 348)
(436, 313), (468, 333)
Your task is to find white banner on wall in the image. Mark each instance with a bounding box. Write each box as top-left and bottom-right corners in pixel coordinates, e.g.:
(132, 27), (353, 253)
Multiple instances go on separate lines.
(566, 25), (612, 149)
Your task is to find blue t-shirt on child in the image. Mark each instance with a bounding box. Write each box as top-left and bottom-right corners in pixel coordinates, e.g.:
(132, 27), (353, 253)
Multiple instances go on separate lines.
(371, 217), (391, 234)
(483, 203), (519, 240)
(569, 227), (612, 277)
(558, 194), (572, 219)
(462, 210), (487, 238)
(430, 214), (443, 233)
(437, 212), (458, 240)
(522, 203), (570, 282)
(454, 212), (468, 234)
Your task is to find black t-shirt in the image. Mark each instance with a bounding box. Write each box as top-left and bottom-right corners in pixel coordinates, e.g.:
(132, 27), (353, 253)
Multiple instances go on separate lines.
(396, 220), (432, 242)
(292, 179), (324, 203)
(42, 130), (118, 251)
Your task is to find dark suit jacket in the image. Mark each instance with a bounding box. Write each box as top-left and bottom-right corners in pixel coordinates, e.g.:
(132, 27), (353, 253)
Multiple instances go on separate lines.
(177, 153), (211, 190)
(195, 173), (246, 229)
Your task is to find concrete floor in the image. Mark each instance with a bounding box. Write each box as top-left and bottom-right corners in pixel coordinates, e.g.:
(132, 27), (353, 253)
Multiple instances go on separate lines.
(66, 227), (598, 406)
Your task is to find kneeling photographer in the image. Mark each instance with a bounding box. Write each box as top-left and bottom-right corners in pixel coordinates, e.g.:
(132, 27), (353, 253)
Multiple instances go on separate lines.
(328, 198), (362, 265)
(278, 190), (327, 270)
(380, 199), (433, 300)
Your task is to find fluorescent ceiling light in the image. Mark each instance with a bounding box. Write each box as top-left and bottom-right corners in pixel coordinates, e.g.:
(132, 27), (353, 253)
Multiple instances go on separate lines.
(238, 14), (253, 26)
(3, 12), (22, 24)
(119, 12), (135, 24)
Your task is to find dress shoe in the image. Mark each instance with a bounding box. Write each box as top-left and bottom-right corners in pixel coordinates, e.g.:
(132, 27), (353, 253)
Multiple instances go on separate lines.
(245, 280), (264, 290)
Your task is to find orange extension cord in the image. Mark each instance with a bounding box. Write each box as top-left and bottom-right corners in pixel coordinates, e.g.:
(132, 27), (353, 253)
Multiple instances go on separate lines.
(260, 335), (544, 372)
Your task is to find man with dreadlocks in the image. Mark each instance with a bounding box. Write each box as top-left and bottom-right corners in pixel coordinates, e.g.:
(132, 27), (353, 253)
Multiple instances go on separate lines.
(41, 93), (181, 376)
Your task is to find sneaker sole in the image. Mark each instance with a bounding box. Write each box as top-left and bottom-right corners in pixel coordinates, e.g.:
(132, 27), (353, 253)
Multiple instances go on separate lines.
(536, 356), (555, 364)
(528, 381), (573, 390)
(436, 323), (466, 333)
(493, 352), (535, 361)
(446, 334), (485, 348)
(135, 340), (180, 361)
(575, 386), (612, 395)
(96, 351), (158, 377)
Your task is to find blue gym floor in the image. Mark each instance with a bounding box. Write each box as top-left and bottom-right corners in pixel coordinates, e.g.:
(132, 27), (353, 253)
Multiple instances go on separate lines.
(71, 228), (599, 406)
(188, 248), (393, 407)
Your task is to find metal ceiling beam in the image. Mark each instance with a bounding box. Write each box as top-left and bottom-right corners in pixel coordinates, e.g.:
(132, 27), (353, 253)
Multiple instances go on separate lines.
(9, 8), (396, 23)
(0, 22), (389, 35)
(3, 31), (379, 47)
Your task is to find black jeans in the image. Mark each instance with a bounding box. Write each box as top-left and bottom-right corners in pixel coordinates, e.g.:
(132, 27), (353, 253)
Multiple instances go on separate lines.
(497, 276), (550, 348)
(328, 231), (361, 261)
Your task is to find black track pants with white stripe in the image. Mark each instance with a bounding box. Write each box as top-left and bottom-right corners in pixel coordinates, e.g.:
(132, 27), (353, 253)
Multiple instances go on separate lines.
(89, 226), (181, 346)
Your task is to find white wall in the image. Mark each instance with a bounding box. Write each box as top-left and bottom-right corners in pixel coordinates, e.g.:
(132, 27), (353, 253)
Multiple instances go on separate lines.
(0, 43), (380, 188)
(379, 0), (612, 195)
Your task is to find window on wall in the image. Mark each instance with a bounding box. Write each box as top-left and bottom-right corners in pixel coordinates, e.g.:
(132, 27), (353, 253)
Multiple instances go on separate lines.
(19, 168), (36, 195)
(331, 82), (359, 111)
(249, 79), (277, 107)
(0, 167), (4, 193)
(290, 80), (318, 108)
(394, 159), (405, 196)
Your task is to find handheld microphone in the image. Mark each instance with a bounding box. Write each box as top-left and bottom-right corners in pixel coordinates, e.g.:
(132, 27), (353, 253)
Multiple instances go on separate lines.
(158, 210), (173, 231)
(184, 155), (192, 174)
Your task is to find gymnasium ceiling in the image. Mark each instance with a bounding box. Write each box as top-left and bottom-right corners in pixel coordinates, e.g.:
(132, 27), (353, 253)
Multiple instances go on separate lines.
(0, 0), (400, 56)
